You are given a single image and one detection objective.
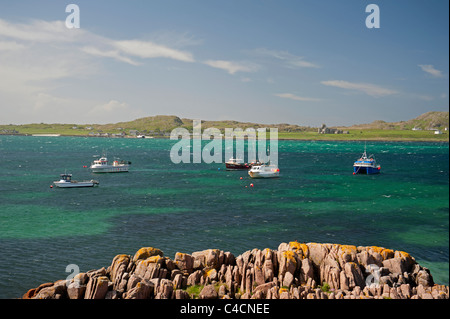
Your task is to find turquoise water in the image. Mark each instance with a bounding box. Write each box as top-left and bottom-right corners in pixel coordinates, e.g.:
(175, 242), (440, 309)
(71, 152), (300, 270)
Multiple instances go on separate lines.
(0, 135), (448, 298)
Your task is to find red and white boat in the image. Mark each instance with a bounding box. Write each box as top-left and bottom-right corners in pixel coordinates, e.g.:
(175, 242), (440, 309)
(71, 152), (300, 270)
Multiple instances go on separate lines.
(225, 158), (250, 170)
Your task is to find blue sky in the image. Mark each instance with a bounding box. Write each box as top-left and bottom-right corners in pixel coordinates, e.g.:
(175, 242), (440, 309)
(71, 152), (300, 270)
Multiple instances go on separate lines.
(0, 0), (448, 126)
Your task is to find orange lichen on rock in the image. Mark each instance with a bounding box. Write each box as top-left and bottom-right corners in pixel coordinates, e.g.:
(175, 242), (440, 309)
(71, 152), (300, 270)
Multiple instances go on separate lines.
(370, 246), (394, 260)
(283, 250), (297, 265)
(289, 241), (309, 258)
(147, 255), (162, 263)
(395, 251), (412, 259)
(340, 245), (357, 255)
(133, 247), (163, 262)
(279, 287), (288, 294)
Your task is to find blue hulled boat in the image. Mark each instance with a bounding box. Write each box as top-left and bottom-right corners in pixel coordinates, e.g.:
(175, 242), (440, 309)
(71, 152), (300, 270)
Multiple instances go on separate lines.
(353, 147), (381, 175)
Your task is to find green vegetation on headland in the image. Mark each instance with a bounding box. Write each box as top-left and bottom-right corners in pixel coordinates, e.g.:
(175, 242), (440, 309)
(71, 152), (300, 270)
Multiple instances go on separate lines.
(1, 111), (448, 141)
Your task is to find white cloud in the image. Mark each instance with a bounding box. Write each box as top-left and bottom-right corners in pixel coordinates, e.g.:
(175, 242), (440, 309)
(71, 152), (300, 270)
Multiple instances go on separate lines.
(0, 18), (197, 124)
(0, 18), (85, 43)
(274, 93), (321, 102)
(112, 40), (195, 63)
(81, 46), (140, 66)
(321, 80), (399, 97)
(253, 48), (319, 69)
(0, 40), (26, 51)
(418, 64), (443, 78)
(203, 60), (259, 74)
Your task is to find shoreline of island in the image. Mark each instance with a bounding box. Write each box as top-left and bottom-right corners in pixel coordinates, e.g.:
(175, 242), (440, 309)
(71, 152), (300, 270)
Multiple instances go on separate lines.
(1, 133), (448, 143)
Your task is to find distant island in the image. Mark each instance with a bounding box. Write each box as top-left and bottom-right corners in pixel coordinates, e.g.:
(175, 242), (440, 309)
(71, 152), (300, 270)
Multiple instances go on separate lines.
(1, 111), (448, 142)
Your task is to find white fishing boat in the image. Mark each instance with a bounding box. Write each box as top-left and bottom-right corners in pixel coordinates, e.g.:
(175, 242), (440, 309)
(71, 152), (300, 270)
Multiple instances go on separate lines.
(53, 174), (99, 188)
(90, 156), (130, 173)
(248, 164), (280, 178)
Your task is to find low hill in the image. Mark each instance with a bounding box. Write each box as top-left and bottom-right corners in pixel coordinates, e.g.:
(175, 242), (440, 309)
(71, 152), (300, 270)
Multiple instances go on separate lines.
(339, 111), (449, 130)
(1, 111), (448, 141)
(95, 115), (185, 132)
(91, 115), (312, 133)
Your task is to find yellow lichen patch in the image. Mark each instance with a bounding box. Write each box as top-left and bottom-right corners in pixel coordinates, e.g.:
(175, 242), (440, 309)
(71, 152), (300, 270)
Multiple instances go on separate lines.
(340, 245), (357, 255)
(110, 254), (130, 278)
(299, 243), (309, 257)
(283, 251), (297, 266)
(133, 247), (163, 262)
(380, 249), (394, 260)
(113, 254), (130, 265)
(202, 267), (217, 279)
(347, 262), (358, 269)
(137, 255), (163, 268)
(279, 287), (288, 294)
(395, 251), (411, 259)
(147, 255), (162, 263)
(263, 248), (274, 260)
(370, 246), (385, 254)
(288, 241), (309, 259)
(369, 246), (394, 260)
(289, 241), (302, 251)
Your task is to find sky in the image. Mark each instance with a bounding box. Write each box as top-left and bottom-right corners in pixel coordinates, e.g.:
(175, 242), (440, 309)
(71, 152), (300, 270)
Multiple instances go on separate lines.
(0, 0), (448, 126)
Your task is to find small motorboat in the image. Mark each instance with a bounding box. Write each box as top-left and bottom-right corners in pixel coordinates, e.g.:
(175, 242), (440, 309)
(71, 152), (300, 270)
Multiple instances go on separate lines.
(53, 174), (99, 188)
(248, 164), (280, 178)
(353, 147), (381, 175)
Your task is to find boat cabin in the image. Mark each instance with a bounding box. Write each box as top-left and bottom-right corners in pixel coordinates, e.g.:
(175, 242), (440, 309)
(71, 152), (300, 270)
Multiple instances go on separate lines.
(92, 157), (108, 166)
(59, 174), (73, 182)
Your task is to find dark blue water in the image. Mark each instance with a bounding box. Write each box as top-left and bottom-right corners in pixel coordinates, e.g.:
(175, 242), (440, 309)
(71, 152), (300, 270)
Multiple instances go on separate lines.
(0, 135), (448, 298)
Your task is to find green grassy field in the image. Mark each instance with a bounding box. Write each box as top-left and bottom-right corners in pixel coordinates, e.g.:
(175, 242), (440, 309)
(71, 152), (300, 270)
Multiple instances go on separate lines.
(1, 123), (448, 142)
(0, 124), (118, 136)
(277, 129), (449, 141)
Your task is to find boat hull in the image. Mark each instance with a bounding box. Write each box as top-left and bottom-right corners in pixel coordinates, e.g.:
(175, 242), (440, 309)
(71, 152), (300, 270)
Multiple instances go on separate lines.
(225, 163), (250, 170)
(53, 181), (99, 188)
(248, 171), (279, 178)
(353, 165), (381, 175)
(90, 165), (129, 173)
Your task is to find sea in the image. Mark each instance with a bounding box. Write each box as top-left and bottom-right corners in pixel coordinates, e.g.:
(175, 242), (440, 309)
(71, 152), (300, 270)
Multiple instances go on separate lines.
(0, 135), (448, 298)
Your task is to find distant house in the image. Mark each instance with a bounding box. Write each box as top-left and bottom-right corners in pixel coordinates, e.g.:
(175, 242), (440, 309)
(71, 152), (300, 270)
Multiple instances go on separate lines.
(318, 124), (343, 134)
(129, 130), (139, 136)
(111, 132), (125, 138)
(412, 127), (422, 131)
(434, 130), (443, 135)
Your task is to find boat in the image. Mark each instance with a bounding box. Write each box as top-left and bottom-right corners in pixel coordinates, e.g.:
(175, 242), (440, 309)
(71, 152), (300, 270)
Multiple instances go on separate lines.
(225, 158), (251, 170)
(53, 174), (99, 188)
(90, 155), (131, 173)
(225, 158), (263, 170)
(248, 164), (280, 178)
(353, 147), (381, 175)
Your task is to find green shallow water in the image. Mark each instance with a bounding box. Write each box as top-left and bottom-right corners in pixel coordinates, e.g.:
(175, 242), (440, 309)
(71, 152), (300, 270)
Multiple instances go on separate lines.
(0, 136), (448, 298)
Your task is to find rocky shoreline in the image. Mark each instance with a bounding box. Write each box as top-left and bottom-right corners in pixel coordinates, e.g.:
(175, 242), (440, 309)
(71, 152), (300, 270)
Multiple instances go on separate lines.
(23, 242), (449, 300)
